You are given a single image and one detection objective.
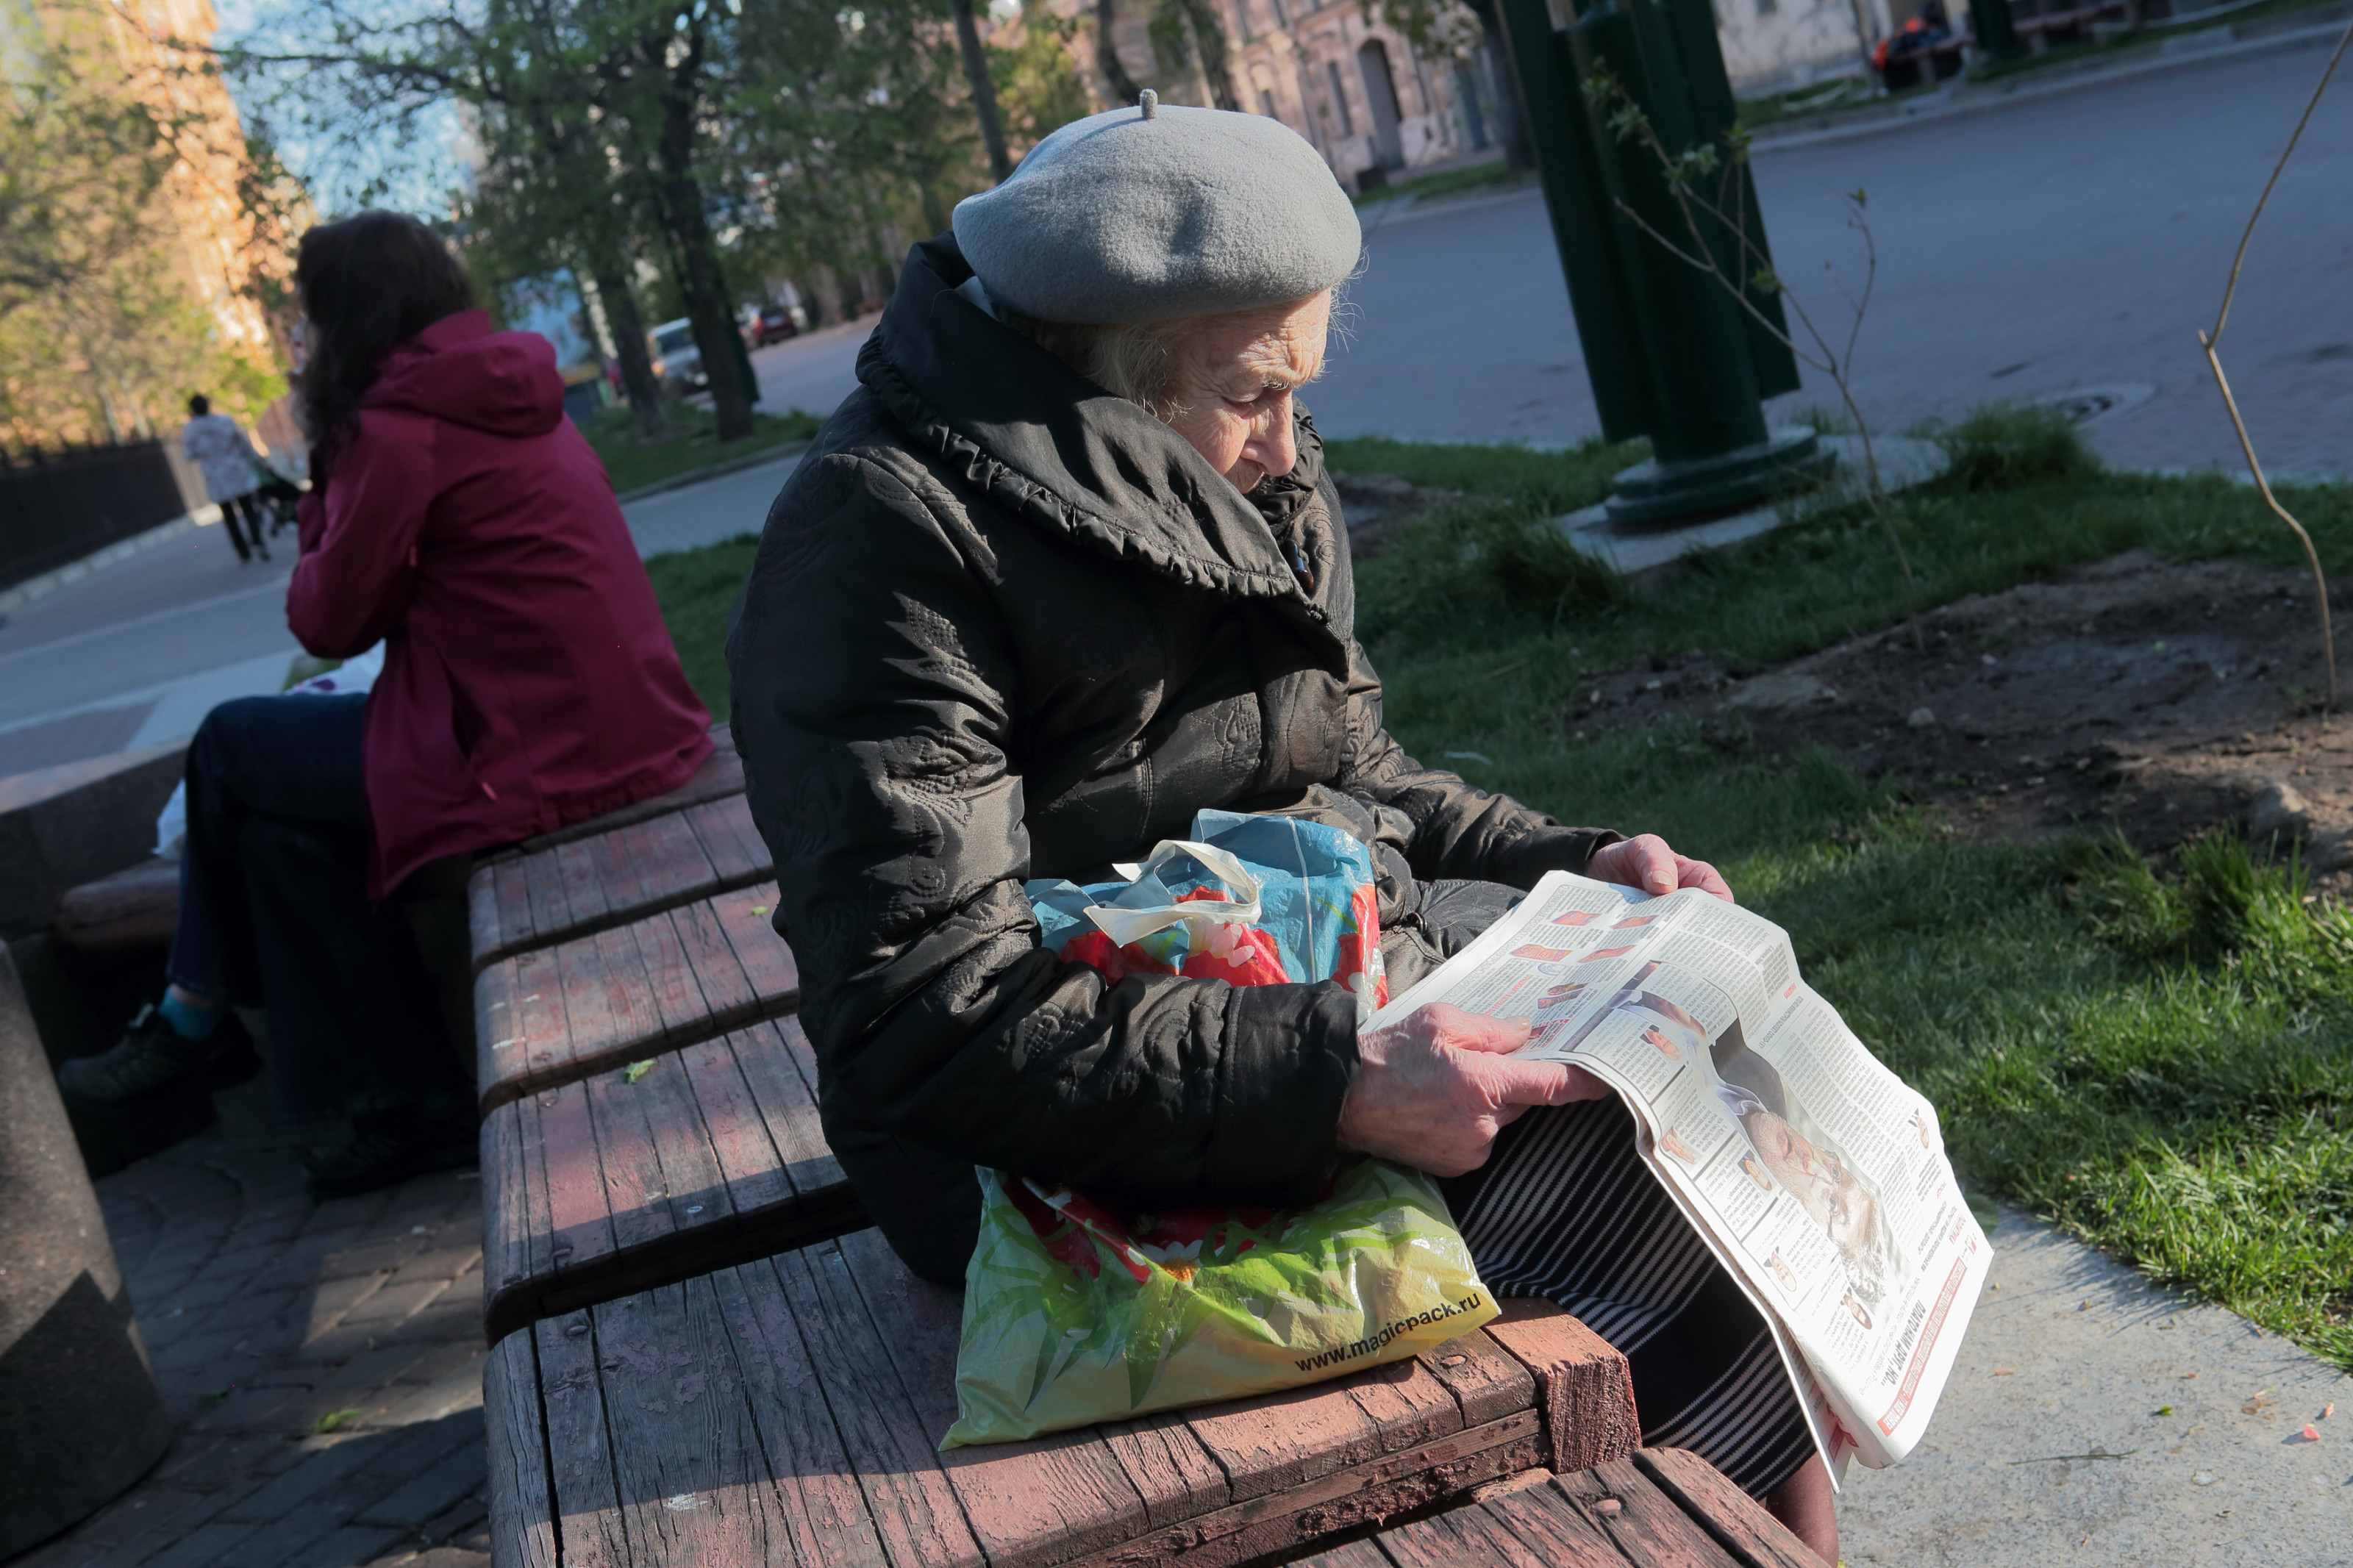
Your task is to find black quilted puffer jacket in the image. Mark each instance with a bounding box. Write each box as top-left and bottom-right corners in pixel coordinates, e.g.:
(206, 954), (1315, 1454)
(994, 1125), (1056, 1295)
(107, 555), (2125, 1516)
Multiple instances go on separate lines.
(727, 238), (1618, 1280)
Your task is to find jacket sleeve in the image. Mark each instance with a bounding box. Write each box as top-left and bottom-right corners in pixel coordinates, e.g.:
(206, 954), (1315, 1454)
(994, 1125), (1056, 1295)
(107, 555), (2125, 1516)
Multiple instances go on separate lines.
(286, 411), (431, 659)
(727, 451), (1360, 1207)
(1333, 638), (1621, 889)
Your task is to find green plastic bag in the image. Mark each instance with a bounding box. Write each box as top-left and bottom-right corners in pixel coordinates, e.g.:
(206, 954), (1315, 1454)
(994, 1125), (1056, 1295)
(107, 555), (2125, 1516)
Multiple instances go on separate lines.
(942, 1158), (1499, 1447)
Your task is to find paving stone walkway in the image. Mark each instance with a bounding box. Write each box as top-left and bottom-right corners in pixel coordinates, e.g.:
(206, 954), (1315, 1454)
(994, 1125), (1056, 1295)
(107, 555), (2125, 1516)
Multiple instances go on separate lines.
(13, 1084), (491, 1568)
(16, 1085), (2352, 1567)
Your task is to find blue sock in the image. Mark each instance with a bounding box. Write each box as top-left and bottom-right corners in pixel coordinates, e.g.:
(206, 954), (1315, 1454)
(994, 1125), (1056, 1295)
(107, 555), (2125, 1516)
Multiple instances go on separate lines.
(157, 992), (223, 1042)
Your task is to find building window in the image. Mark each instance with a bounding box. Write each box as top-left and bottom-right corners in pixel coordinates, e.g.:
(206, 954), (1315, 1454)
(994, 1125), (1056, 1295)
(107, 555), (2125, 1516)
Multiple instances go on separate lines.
(1325, 60), (1355, 135)
(1756, 0), (1777, 14)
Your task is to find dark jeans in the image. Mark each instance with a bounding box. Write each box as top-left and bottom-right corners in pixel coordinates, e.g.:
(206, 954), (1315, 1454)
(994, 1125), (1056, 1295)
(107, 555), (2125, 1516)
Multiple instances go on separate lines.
(170, 695), (464, 1120)
(216, 492), (271, 562)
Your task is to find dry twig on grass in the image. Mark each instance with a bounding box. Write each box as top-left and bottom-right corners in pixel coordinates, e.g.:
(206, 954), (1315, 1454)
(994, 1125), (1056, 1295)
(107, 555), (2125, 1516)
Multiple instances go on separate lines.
(2196, 20), (2353, 714)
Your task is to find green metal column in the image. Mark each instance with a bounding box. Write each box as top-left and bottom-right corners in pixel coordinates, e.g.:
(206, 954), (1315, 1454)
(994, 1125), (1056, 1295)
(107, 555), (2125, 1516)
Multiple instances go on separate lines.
(1490, 0), (1829, 525)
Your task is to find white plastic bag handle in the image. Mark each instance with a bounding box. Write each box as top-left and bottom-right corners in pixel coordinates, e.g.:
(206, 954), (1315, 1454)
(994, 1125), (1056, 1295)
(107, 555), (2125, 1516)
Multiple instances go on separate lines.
(1082, 840), (1263, 948)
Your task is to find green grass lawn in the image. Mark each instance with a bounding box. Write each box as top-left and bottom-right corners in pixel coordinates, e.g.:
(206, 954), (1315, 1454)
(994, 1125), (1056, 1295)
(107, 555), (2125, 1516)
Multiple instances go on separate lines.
(647, 410), (2353, 1367)
(588, 404), (824, 497)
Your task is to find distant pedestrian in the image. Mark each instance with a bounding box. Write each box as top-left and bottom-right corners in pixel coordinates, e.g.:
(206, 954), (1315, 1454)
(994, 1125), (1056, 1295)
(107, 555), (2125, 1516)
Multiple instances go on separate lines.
(179, 394), (271, 563)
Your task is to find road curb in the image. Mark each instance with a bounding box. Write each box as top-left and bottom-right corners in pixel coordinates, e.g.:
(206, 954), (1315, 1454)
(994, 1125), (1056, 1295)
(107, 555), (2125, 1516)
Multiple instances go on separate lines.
(611, 440), (813, 506)
(0, 515), (204, 619)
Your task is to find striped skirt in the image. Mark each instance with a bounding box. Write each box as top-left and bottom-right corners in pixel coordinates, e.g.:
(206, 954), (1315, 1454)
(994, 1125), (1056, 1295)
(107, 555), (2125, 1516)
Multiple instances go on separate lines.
(1441, 1096), (1818, 1499)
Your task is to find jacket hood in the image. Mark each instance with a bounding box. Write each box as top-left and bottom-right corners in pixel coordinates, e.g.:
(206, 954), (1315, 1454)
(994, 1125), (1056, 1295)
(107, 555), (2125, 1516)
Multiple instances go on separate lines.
(859, 238), (1327, 603)
(361, 309), (565, 438)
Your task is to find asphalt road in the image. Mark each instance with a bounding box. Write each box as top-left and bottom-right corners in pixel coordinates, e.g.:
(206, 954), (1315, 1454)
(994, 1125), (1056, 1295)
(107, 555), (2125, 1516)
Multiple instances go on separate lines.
(751, 37), (2353, 479)
(4, 36), (2346, 783)
(1318, 37), (2353, 476)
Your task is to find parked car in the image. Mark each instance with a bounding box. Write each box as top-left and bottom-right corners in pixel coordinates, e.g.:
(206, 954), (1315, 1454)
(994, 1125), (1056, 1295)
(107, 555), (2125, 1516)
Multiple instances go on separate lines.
(647, 318), (705, 394)
(745, 303), (804, 347)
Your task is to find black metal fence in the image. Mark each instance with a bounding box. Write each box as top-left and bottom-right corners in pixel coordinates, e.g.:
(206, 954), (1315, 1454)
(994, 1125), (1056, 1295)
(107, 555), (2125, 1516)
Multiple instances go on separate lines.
(0, 440), (188, 593)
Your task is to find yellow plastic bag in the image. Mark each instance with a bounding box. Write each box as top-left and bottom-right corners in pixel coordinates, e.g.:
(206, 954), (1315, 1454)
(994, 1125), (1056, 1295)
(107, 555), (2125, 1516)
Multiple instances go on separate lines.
(941, 1158), (1498, 1447)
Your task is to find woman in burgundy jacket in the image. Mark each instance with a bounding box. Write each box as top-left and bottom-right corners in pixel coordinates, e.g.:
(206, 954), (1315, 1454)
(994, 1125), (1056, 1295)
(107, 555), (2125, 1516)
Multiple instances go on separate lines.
(60, 212), (713, 1195)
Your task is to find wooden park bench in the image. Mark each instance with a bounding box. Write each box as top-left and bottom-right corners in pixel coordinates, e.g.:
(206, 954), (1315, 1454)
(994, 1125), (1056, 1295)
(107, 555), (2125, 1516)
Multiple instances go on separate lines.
(467, 762), (768, 971)
(474, 877), (800, 1110)
(1292, 1450), (1821, 1568)
(479, 1228), (1718, 1568)
(479, 1015), (863, 1342)
(468, 745), (1821, 1567)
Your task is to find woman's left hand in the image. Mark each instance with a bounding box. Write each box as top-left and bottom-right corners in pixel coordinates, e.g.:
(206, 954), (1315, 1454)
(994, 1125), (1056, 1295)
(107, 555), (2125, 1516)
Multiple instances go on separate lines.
(1587, 833), (1734, 903)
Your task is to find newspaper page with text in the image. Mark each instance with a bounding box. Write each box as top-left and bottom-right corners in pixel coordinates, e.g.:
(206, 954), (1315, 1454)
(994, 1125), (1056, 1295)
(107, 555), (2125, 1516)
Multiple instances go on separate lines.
(1371, 871), (1990, 1476)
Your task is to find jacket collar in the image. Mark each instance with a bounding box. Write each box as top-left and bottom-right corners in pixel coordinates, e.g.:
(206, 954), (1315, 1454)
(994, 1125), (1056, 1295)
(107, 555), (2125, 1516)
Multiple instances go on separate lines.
(860, 238), (1327, 603)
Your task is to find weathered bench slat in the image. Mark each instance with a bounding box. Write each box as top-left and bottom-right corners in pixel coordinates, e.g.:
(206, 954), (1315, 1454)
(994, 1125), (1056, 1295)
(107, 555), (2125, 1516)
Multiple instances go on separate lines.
(1290, 1541), (1390, 1568)
(1551, 1458), (1760, 1566)
(1352, 1475), (1625, 1567)
(1293, 1455), (1813, 1568)
(829, 1229), (1154, 1568)
(710, 1259), (929, 1567)
(505, 734), (747, 856)
(480, 1017), (863, 1343)
(1484, 1300), (1641, 1476)
(484, 1329), (560, 1568)
(490, 1229), (1638, 1568)
(685, 793), (771, 887)
(765, 1243), (996, 1567)
(1063, 1410), (1543, 1568)
(1628, 1447), (1822, 1568)
(1098, 1411), (1232, 1531)
(468, 793), (775, 972)
(615, 1267), (849, 1564)
(476, 881), (799, 1109)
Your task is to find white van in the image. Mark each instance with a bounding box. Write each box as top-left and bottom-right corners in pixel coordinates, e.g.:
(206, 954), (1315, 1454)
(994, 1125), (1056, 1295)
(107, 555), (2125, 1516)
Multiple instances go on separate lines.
(648, 319), (706, 394)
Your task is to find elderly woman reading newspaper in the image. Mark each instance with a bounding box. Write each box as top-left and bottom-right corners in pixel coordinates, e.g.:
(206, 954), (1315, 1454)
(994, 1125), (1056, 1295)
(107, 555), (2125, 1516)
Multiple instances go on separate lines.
(729, 96), (1837, 1560)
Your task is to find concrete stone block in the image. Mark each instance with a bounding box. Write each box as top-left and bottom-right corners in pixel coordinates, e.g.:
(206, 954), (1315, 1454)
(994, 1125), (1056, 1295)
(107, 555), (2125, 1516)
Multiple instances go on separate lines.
(0, 944), (176, 1558)
(0, 741), (187, 942)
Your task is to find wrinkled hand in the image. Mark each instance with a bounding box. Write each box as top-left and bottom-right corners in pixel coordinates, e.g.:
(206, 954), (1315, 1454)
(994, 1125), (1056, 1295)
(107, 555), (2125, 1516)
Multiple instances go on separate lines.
(1337, 1003), (1610, 1177)
(1587, 833), (1734, 903)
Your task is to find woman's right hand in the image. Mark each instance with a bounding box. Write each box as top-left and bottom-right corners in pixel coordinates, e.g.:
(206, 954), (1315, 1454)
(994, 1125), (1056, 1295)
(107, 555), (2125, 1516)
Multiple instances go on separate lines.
(1336, 1002), (1609, 1177)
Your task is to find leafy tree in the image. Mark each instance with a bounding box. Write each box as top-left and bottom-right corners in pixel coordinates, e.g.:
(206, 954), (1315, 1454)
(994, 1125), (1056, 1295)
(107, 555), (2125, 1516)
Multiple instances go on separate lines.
(231, 0), (767, 439)
(990, 1), (1098, 148)
(0, 4), (285, 445)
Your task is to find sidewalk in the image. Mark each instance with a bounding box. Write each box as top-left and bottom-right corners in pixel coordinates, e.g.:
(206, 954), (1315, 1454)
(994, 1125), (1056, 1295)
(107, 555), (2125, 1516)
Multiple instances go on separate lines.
(11, 1085), (493, 1568)
(1750, 3), (2353, 154)
(1839, 1207), (2352, 1564)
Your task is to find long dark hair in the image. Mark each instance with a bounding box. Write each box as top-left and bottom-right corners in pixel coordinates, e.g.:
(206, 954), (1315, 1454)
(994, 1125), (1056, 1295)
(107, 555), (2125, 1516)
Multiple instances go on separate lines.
(294, 212), (476, 467)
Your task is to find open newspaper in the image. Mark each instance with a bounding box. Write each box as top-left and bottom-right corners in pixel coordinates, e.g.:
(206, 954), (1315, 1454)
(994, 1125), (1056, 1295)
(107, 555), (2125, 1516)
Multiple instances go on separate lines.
(1371, 871), (1990, 1478)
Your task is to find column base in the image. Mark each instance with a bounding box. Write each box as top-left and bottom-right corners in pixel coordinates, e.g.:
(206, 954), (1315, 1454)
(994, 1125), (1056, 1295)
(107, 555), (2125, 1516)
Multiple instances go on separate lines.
(1603, 427), (1834, 528)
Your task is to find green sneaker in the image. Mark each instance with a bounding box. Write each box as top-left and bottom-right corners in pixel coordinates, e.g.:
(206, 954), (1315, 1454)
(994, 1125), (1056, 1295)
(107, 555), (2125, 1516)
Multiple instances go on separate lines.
(56, 1005), (257, 1105)
(304, 1101), (477, 1200)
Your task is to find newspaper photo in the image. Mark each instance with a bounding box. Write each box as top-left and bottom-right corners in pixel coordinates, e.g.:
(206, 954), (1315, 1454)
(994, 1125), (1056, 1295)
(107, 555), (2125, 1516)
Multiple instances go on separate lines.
(1370, 871), (1991, 1477)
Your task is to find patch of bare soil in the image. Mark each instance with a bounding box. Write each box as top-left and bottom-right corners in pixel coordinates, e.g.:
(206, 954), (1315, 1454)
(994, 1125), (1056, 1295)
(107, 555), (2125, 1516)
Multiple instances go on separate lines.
(1577, 551), (2353, 881)
(1331, 471), (1465, 557)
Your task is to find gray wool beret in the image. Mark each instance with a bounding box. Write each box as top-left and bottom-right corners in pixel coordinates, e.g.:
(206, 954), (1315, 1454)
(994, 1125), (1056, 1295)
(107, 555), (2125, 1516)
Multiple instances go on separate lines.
(952, 96), (1362, 325)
